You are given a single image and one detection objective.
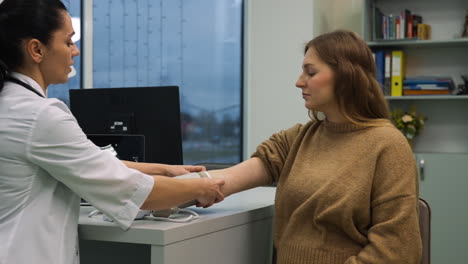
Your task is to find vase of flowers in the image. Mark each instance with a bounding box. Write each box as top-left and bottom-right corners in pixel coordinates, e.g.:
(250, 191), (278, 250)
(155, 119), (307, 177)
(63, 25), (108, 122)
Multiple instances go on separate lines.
(390, 107), (427, 148)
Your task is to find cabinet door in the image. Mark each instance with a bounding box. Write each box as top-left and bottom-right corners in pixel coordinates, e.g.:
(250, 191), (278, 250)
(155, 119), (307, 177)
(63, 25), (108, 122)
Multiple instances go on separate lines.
(416, 153), (468, 264)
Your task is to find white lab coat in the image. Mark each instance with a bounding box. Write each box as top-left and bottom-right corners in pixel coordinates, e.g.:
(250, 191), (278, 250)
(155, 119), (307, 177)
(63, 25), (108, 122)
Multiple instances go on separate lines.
(0, 73), (154, 264)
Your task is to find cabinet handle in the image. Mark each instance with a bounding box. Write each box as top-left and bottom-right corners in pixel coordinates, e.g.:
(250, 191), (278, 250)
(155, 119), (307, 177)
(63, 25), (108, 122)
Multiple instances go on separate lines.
(419, 159), (425, 181)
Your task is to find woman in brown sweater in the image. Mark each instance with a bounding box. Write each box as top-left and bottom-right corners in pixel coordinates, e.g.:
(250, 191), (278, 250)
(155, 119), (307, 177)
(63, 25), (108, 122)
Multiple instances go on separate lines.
(208, 30), (422, 264)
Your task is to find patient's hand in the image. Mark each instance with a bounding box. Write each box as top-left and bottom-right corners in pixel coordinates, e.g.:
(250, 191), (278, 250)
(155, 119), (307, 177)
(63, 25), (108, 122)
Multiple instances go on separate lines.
(165, 165), (206, 177)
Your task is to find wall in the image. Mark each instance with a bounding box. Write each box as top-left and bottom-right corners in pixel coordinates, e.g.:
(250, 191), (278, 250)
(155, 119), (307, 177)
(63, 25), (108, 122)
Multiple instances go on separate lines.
(313, 0), (364, 37)
(243, 0), (314, 158)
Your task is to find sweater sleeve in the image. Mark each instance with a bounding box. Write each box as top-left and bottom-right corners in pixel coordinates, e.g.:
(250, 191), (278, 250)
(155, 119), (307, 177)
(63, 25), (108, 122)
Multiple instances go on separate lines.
(345, 133), (422, 264)
(251, 123), (303, 183)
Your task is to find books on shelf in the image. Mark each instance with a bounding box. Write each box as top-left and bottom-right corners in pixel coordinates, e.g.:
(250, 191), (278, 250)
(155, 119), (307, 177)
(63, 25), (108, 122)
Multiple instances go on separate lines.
(403, 90), (451, 95)
(372, 49), (455, 96)
(374, 50), (385, 90)
(391, 50), (405, 96)
(384, 51), (392, 95)
(403, 76), (454, 95)
(372, 5), (431, 41)
(404, 77), (454, 88)
(372, 49), (405, 96)
(417, 24), (432, 40)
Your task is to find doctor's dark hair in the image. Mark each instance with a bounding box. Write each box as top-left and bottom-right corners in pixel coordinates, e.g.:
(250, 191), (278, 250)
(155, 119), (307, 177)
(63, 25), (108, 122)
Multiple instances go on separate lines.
(0, 0), (67, 91)
(304, 30), (391, 127)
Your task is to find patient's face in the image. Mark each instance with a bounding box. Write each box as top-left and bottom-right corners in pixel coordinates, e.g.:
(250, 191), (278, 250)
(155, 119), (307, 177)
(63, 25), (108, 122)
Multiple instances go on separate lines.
(295, 48), (335, 111)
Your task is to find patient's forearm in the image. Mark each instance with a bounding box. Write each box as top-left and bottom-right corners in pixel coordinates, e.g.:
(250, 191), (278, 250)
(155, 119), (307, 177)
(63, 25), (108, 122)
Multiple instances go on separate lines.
(208, 157), (272, 197)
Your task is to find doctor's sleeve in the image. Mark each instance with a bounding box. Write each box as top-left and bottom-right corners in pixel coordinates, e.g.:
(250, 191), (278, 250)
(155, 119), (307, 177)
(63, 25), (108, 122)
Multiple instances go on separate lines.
(26, 101), (154, 230)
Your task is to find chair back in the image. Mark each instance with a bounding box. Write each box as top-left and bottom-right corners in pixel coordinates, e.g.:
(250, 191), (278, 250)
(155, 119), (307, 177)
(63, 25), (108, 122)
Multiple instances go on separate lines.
(419, 198), (431, 264)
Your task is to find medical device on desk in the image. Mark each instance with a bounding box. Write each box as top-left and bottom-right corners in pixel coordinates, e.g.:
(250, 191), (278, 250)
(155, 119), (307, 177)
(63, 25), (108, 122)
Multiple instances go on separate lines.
(87, 171), (213, 223)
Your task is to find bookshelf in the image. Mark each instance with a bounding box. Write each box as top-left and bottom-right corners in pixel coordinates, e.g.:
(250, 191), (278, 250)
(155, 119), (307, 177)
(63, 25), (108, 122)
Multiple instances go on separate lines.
(362, 0), (468, 150)
(363, 0), (467, 41)
(365, 0), (468, 90)
(312, 0), (468, 149)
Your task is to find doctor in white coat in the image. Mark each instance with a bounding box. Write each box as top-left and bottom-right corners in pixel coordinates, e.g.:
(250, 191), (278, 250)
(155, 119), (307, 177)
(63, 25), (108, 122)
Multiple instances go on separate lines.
(0, 0), (225, 263)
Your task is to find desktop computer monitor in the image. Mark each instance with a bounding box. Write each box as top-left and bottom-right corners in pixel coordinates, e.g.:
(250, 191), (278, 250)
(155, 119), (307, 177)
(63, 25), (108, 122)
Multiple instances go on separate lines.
(69, 87), (183, 165)
(86, 134), (146, 162)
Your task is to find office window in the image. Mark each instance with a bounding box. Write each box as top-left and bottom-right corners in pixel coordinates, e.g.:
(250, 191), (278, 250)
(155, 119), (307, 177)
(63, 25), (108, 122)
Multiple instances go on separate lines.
(93, 0), (243, 165)
(47, 0), (82, 106)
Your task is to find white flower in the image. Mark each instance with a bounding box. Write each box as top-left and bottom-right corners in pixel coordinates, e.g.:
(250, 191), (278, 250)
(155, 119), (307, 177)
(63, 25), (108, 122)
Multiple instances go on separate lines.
(402, 115), (413, 123)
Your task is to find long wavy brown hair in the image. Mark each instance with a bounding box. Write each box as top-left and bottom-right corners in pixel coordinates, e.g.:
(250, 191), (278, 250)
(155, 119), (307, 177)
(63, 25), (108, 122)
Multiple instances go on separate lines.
(305, 30), (390, 127)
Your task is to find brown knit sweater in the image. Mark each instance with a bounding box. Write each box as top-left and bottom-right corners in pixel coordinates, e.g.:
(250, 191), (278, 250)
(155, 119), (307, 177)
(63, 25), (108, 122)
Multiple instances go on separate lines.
(252, 120), (422, 264)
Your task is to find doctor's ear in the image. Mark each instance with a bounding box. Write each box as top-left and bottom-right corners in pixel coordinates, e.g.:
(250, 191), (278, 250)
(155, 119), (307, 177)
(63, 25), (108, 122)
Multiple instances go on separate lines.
(24, 39), (46, 64)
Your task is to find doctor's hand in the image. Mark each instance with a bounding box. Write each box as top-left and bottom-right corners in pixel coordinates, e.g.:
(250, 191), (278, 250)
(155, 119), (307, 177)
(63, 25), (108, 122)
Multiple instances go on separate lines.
(195, 178), (225, 208)
(164, 165), (206, 177)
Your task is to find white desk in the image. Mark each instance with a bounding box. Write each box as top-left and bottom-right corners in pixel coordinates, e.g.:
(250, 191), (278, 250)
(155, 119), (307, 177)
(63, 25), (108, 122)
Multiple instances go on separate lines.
(78, 187), (276, 264)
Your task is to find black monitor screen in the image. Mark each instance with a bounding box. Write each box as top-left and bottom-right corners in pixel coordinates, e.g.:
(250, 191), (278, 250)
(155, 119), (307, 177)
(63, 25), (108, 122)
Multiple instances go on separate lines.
(69, 87), (183, 165)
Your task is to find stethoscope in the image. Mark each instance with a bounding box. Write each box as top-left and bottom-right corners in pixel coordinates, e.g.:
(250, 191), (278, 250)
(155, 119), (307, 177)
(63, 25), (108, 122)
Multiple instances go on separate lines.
(6, 76), (45, 98)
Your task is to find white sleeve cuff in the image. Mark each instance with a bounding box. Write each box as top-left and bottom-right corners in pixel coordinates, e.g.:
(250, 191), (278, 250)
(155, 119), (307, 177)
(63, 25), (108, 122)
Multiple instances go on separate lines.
(113, 174), (154, 230)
